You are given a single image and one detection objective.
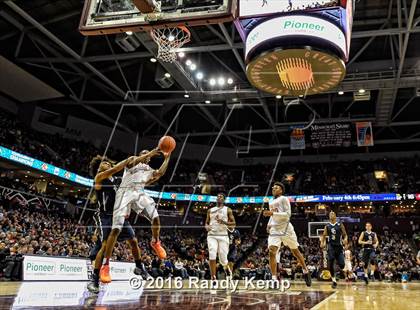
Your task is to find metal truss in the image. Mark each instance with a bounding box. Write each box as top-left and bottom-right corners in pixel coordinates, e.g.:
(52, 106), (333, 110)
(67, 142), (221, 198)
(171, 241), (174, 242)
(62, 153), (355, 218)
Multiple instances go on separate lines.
(1, 0), (420, 147)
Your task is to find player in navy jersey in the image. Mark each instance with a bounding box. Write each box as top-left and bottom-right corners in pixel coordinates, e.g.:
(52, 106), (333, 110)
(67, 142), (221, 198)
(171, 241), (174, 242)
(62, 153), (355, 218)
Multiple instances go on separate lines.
(358, 222), (379, 284)
(320, 211), (348, 288)
(87, 155), (150, 293)
(227, 228), (241, 276)
(99, 149), (170, 283)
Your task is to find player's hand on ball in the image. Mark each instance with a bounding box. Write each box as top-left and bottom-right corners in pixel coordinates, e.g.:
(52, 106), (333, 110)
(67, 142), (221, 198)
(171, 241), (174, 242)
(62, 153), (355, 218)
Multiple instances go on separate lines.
(151, 147), (161, 155)
(263, 210), (273, 217)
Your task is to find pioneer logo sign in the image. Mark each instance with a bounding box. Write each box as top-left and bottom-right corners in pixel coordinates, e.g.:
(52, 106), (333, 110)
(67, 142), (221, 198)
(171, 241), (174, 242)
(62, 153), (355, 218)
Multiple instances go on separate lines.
(245, 15), (346, 59)
(23, 256), (89, 280)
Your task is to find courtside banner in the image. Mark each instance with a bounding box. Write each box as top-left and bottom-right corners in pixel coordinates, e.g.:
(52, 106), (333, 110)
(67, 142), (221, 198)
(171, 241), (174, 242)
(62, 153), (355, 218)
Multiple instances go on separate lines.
(22, 256), (135, 281)
(109, 261), (136, 280)
(0, 146), (92, 187)
(23, 255), (89, 281)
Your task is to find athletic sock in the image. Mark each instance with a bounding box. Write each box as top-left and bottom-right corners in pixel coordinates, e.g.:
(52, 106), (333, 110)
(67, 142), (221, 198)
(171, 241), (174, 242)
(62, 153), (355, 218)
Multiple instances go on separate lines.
(364, 273), (368, 277)
(332, 277), (336, 282)
(93, 268), (100, 284)
(370, 270), (374, 276)
(272, 275), (277, 280)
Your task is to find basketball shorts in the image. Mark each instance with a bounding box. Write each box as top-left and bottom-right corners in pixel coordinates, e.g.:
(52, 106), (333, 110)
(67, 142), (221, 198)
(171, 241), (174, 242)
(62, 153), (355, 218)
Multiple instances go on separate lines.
(344, 260), (352, 272)
(90, 214), (135, 260)
(362, 248), (376, 266)
(228, 245), (238, 262)
(328, 245), (345, 269)
(268, 224), (299, 250)
(112, 189), (158, 230)
(207, 235), (229, 266)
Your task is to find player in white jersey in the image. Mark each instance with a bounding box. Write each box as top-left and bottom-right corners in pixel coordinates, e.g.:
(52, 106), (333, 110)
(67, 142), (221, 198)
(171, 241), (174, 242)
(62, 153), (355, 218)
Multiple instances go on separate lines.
(343, 245), (354, 281)
(263, 182), (311, 287)
(100, 148), (171, 283)
(205, 193), (236, 281)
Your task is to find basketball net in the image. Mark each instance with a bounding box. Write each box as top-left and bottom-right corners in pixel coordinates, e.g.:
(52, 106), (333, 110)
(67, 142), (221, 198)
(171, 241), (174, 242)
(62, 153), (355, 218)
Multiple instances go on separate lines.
(150, 26), (191, 62)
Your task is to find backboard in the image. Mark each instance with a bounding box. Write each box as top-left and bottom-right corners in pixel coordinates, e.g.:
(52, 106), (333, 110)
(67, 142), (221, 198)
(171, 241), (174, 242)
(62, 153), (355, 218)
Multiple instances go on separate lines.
(79, 0), (237, 35)
(308, 221), (327, 239)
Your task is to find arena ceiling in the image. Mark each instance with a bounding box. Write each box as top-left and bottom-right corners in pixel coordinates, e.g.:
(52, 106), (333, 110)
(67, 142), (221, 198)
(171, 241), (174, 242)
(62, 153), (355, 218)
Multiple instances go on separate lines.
(1, 0), (420, 154)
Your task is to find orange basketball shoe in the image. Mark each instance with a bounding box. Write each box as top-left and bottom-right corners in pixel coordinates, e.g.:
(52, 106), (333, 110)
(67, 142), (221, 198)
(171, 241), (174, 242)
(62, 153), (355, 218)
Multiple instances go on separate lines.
(99, 264), (112, 283)
(150, 240), (167, 259)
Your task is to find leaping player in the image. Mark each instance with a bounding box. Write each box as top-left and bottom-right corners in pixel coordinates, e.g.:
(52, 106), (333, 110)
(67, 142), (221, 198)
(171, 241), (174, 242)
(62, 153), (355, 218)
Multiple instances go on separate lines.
(87, 154), (150, 293)
(320, 211), (348, 288)
(263, 182), (312, 287)
(205, 193), (236, 281)
(99, 148), (171, 283)
(358, 222), (379, 284)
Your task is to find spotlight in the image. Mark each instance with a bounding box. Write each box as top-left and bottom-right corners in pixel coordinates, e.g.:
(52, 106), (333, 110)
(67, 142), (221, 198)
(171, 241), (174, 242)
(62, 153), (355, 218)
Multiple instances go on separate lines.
(338, 90), (344, 95)
(196, 72), (204, 80)
(190, 63), (197, 71)
(164, 73), (171, 78)
(209, 78), (216, 86)
(168, 35), (175, 42)
(276, 95), (282, 99)
(184, 94), (190, 98)
(125, 31), (133, 35)
(299, 95), (304, 98)
(186, 59), (192, 66)
(178, 52), (185, 58)
(218, 77), (225, 86)
(150, 58), (157, 63)
(227, 78), (233, 84)
(205, 100), (211, 104)
(358, 89), (366, 94)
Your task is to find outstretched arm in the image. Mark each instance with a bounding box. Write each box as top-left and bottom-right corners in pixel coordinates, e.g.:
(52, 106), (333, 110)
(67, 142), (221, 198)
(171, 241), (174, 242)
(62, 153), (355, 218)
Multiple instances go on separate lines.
(95, 157), (134, 189)
(128, 148), (161, 168)
(147, 153), (171, 185)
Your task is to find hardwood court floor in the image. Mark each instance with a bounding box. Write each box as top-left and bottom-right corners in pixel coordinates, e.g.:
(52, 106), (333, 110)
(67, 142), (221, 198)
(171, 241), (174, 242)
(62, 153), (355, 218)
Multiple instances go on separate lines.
(0, 280), (418, 309)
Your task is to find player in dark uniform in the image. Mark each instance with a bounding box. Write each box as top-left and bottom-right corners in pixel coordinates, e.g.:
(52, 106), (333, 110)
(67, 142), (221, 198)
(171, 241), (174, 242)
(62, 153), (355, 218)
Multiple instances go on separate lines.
(320, 211), (348, 288)
(87, 155), (149, 293)
(358, 222), (379, 284)
(227, 228), (241, 277)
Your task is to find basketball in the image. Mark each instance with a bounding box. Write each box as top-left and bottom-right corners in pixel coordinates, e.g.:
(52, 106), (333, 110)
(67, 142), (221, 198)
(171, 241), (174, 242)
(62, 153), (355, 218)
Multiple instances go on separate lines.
(158, 136), (176, 154)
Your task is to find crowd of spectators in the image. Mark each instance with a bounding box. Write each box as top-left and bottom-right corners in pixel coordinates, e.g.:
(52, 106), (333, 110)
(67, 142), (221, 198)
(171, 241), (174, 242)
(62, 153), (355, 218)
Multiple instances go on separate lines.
(1, 187), (418, 282)
(1, 109), (420, 196)
(242, 229), (420, 283)
(0, 109), (123, 177)
(0, 194), (263, 281)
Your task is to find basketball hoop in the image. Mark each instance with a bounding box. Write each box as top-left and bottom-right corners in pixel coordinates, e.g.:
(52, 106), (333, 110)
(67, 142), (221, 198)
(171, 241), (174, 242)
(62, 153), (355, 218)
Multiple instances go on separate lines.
(150, 26), (191, 63)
